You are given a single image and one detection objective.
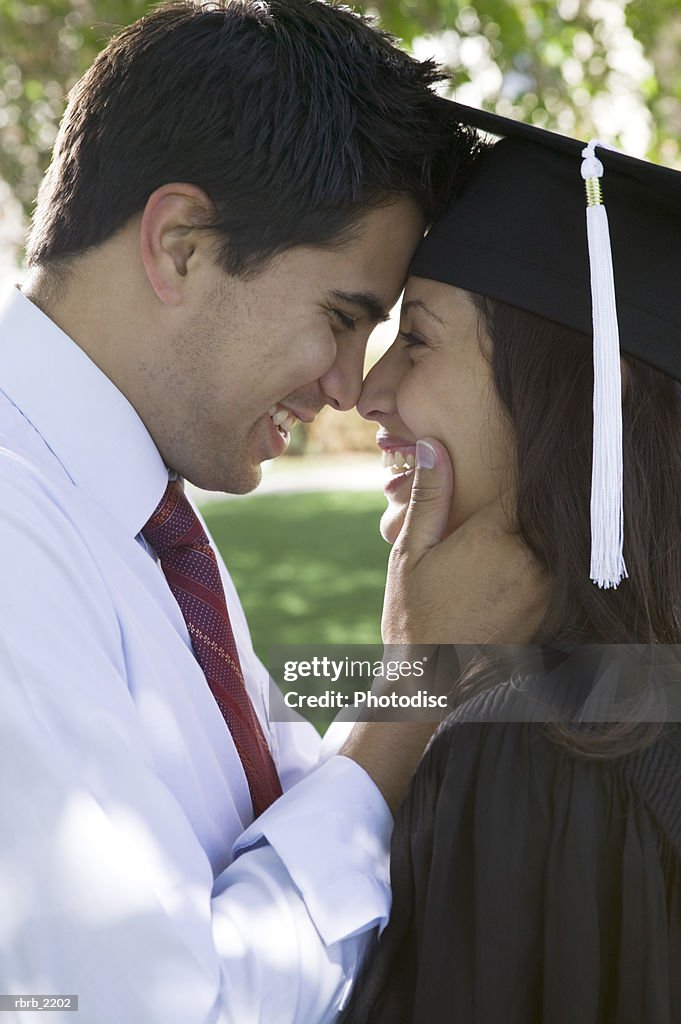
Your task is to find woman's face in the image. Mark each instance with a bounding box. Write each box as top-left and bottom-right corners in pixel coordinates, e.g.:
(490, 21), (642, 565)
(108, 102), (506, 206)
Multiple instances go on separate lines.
(358, 278), (514, 544)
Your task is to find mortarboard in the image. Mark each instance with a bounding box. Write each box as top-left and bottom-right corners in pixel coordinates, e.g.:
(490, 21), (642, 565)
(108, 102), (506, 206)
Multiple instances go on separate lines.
(411, 101), (681, 589)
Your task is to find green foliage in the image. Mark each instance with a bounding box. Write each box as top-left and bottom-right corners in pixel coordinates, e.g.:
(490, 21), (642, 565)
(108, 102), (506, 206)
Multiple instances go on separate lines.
(0, 1), (149, 213)
(1, 0), (680, 236)
(367, 0), (681, 164)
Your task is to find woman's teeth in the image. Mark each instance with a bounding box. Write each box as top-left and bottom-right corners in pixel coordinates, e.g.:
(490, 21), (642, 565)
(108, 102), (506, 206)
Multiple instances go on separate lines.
(382, 449), (416, 474)
(268, 404), (298, 435)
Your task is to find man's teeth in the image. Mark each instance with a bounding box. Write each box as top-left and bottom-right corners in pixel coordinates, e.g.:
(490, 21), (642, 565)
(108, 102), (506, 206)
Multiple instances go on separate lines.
(381, 449), (416, 473)
(268, 405), (298, 434)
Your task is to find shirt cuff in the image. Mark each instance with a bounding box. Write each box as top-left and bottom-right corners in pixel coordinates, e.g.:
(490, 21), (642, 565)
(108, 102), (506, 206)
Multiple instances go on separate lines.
(233, 755), (393, 946)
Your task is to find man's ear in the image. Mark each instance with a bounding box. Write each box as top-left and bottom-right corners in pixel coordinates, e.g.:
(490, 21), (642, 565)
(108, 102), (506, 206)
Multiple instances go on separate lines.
(139, 183), (215, 305)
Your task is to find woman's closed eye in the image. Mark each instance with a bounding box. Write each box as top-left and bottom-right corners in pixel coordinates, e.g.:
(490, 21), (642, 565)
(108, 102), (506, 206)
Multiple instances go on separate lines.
(399, 329), (428, 350)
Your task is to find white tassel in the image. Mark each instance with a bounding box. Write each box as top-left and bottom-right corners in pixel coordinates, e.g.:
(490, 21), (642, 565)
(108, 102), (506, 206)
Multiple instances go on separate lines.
(581, 141), (628, 589)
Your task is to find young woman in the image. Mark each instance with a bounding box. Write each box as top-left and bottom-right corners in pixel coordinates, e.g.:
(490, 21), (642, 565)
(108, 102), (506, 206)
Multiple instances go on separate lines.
(341, 105), (681, 1023)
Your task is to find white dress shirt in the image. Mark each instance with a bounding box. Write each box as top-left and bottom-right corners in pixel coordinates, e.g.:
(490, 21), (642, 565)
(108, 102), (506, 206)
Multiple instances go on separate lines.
(0, 288), (392, 1024)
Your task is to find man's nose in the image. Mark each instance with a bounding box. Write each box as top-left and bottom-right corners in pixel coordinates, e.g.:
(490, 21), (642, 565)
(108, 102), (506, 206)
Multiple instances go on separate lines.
(318, 342), (366, 411)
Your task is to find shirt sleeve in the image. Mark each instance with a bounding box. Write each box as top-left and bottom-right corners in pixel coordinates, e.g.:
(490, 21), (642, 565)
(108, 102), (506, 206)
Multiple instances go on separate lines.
(214, 757), (392, 1023)
(0, 468), (392, 1024)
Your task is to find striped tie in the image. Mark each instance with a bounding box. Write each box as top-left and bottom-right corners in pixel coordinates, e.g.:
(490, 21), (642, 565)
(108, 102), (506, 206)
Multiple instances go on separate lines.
(143, 479), (282, 817)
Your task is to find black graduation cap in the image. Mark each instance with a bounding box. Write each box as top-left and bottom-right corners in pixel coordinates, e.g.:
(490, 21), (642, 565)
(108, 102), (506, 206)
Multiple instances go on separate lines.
(410, 101), (681, 589)
(412, 101), (681, 382)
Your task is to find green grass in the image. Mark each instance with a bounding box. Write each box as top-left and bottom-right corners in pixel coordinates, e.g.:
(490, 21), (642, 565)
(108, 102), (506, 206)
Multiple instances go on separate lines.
(202, 491), (389, 661)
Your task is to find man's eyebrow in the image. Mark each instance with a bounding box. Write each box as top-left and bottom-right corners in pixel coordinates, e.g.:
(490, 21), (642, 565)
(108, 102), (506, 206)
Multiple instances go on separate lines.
(329, 290), (390, 324)
(400, 299), (445, 326)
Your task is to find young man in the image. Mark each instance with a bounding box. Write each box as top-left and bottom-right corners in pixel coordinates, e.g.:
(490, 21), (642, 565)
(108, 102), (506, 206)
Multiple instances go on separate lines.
(0, 3), (544, 1021)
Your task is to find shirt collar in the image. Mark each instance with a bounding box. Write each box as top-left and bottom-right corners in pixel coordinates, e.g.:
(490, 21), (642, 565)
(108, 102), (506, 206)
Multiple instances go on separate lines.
(0, 286), (170, 537)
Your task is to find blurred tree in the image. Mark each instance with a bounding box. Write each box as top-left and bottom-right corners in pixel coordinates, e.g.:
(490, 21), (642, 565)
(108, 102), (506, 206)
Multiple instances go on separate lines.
(0, 1), (146, 216)
(1, 0), (680, 239)
(368, 0), (681, 164)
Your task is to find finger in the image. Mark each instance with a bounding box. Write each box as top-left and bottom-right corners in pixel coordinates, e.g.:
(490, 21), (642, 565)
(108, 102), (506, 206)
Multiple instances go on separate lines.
(395, 437), (454, 561)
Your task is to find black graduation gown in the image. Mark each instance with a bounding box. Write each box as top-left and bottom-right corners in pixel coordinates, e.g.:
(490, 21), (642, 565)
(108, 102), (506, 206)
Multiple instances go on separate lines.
(341, 669), (681, 1024)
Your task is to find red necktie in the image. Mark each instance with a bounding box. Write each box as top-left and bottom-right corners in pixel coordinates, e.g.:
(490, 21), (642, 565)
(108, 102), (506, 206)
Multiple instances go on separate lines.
(143, 479), (282, 817)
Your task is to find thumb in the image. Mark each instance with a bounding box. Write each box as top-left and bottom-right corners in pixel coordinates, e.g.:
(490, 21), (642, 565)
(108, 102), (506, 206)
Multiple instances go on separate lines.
(396, 438), (453, 561)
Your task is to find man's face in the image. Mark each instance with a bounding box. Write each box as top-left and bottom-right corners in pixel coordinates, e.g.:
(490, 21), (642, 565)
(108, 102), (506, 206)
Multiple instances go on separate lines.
(149, 198), (425, 492)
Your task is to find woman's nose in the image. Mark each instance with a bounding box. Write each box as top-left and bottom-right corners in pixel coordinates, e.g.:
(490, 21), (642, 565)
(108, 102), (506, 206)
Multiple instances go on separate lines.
(357, 343), (401, 421)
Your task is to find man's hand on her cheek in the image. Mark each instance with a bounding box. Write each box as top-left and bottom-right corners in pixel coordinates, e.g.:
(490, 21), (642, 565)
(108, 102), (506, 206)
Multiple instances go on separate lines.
(382, 437), (549, 645)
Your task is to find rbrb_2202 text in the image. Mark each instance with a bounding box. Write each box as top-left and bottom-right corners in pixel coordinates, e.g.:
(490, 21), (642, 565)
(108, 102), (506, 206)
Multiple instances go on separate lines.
(0, 995), (79, 1012)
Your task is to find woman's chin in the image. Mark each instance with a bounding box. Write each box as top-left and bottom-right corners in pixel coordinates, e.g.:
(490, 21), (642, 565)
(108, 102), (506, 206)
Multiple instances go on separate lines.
(380, 502), (408, 545)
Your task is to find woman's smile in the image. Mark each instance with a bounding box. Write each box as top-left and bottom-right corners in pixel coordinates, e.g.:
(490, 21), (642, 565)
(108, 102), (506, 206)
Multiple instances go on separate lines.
(360, 279), (514, 545)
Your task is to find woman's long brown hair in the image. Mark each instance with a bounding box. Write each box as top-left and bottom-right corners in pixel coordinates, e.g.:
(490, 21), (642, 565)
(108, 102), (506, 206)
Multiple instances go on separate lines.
(466, 293), (681, 756)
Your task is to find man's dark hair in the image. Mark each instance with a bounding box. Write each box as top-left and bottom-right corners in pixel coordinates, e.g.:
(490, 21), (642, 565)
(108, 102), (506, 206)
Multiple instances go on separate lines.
(26, 0), (480, 277)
